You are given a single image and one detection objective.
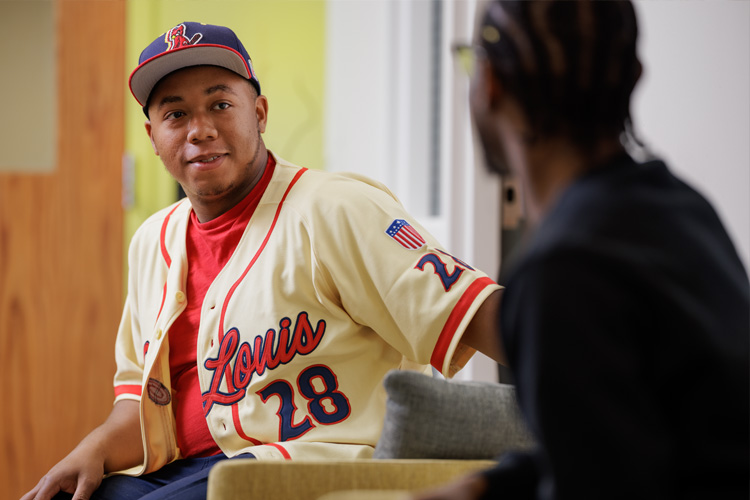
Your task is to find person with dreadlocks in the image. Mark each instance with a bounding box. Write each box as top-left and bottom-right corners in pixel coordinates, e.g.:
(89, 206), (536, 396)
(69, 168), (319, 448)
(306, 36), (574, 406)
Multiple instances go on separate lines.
(417, 1), (749, 499)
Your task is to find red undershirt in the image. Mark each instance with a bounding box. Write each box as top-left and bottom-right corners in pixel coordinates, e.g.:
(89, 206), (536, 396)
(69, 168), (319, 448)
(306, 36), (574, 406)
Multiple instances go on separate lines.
(169, 154), (276, 458)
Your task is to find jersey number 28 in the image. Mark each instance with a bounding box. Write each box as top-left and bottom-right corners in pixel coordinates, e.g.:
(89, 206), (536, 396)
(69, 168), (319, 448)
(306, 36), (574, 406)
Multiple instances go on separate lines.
(257, 364), (351, 441)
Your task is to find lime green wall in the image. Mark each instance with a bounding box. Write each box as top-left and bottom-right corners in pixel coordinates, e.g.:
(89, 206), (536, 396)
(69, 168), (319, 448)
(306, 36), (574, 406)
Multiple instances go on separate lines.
(124, 0), (326, 265)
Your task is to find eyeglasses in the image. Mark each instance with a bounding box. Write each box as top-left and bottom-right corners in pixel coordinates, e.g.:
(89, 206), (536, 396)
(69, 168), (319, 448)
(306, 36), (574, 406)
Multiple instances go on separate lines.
(452, 43), (486, 77)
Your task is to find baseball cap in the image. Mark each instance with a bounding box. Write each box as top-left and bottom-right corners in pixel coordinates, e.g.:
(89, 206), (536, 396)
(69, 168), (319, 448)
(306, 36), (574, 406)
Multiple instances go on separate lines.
(129, 21), (261, 110)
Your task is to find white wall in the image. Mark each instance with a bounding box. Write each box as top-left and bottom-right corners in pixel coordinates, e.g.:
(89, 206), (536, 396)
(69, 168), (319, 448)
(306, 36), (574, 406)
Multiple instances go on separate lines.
(325, 0), (501, 382)
(633, 0), (750, 273)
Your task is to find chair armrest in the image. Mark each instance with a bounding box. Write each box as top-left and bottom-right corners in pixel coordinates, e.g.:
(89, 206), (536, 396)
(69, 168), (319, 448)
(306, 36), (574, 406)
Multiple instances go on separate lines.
(207, 458), (497, 500)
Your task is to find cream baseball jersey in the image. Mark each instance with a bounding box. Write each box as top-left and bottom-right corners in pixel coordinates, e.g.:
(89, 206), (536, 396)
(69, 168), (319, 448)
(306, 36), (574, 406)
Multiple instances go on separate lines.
(113, 154), (500, 475)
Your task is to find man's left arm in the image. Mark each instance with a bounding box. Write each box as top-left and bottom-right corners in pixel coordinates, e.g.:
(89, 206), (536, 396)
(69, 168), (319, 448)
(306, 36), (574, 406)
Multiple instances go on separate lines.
(459, 288), (507, 366)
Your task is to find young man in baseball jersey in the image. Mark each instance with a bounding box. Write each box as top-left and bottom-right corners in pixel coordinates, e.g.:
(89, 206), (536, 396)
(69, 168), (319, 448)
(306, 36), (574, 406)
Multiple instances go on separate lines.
(415, 1), (750, 499)
(23, 22), (504, 500)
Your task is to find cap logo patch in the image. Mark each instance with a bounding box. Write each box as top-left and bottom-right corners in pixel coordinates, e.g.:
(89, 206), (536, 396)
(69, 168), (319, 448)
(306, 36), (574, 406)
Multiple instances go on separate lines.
(165, 23), (203, 51)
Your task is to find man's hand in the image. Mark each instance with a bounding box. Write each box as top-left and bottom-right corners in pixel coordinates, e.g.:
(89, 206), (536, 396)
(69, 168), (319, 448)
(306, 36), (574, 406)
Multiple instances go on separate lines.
(21, 442), (106, 500)
(20, 399), (143, 500)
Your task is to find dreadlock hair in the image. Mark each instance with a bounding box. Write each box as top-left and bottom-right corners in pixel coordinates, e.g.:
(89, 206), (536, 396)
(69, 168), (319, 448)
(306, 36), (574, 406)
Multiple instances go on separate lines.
(480, 0), (643, 151)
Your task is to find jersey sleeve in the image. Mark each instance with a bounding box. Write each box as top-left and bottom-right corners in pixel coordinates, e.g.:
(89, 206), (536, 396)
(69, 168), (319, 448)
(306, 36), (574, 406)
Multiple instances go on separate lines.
(303, 172), (500, 377)
(113, 294), (144, 402)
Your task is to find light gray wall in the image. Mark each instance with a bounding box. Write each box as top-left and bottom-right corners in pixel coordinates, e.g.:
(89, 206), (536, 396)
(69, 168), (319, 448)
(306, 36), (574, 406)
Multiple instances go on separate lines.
(633, 0), (750, 273)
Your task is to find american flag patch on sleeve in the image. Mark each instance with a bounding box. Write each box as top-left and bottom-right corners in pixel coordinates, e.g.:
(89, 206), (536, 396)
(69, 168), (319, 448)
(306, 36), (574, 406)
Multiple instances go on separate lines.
(385, 219), (426, 250)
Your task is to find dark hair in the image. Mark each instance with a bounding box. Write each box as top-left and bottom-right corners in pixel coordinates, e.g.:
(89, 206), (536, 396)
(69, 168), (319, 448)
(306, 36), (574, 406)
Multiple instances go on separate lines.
(480, 0), (641, 148)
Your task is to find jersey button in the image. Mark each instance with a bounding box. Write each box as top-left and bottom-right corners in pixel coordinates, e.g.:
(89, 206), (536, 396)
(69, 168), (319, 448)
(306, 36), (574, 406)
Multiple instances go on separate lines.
(155, 329), (163, 340)
(175, 291), (186, 303)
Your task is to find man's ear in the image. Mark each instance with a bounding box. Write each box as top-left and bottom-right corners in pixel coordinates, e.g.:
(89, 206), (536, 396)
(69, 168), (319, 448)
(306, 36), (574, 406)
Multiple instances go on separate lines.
(145, 121), (159, 156)
(255, 95), (269, 134)
(471, 58), (505, 114)
(481, 60), (504, 110)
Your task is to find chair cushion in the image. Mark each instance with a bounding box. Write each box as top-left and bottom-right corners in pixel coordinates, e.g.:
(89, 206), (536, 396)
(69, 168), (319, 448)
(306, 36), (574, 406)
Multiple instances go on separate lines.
(373, 370), (534, 459)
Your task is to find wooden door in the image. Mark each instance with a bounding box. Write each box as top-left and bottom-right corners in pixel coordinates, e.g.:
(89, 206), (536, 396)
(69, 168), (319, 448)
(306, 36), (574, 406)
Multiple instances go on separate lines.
(0, 1), (126, 497)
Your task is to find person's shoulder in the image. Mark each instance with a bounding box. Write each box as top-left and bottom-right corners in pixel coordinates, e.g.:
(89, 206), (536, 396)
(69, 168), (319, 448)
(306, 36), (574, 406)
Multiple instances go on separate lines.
(273, 155), (400, 206)
(571, 155), (701, 211)
(513, 155), (724, 280)
(544, 155), (676, 234)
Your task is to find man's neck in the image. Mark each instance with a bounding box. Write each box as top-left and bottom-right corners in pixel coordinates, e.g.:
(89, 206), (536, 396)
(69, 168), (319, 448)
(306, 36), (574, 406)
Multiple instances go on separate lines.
(524, 137), (625, 223)
(190, 150), (270, 223)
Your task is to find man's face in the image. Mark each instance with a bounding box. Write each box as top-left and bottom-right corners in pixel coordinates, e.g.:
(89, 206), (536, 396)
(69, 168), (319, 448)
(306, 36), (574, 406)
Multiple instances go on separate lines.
(145, 65), (268, 217)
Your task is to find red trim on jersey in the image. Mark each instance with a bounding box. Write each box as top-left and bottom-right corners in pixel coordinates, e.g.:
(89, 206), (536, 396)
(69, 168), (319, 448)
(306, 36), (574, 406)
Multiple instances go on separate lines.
(159, 203), (183, 267)
(231, 405), (263, 445)
(155, 203), (184, 324)
(156, 283), (168, 326)
(267, 442), (293, 460)
(114, 384), (142, 397)
(430, 277), (496, 371)
(218, 167), (308, 340)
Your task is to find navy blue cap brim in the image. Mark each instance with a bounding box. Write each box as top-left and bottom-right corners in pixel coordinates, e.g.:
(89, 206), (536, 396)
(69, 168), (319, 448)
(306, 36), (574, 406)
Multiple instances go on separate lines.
(129, 44), (255, 107)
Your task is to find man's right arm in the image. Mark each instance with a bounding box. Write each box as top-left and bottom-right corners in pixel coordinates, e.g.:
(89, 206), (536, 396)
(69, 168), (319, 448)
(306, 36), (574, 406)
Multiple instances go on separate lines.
(21, 399), (143, 500)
